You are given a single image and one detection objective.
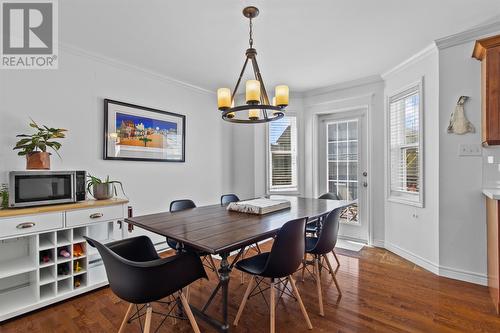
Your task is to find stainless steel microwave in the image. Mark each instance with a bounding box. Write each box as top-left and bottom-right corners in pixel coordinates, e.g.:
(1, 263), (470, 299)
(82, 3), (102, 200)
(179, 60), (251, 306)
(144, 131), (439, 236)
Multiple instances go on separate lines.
(8, 171), (86, 208)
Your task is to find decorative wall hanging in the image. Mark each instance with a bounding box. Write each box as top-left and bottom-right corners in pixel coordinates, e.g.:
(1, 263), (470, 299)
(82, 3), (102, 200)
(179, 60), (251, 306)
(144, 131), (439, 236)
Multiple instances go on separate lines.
(104, 99), (185, 162)
(447, 96), (475, 134)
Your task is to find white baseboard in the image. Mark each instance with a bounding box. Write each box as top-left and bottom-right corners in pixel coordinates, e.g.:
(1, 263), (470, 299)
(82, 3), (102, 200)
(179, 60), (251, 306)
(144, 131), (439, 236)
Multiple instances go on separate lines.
(384, 242), (440, 275)
(384, 241), (487, 286)
(337, 234), (367, 244)
(439, 265), (488, 286)
(371, 239), (385, 248)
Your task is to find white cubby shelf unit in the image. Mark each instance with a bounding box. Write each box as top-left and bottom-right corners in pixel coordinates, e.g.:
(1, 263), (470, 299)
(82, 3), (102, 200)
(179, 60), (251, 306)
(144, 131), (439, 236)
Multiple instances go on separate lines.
(0, 200), (127, 322)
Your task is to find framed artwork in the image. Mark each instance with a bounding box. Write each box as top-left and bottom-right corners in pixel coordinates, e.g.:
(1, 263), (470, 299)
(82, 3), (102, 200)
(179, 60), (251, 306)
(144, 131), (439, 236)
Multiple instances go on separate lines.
(104, 99), (185, 162)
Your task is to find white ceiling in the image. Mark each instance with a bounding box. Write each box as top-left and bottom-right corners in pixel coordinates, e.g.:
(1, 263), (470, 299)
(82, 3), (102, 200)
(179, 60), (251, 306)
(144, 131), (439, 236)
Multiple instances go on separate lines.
(60, 0), (500, 92)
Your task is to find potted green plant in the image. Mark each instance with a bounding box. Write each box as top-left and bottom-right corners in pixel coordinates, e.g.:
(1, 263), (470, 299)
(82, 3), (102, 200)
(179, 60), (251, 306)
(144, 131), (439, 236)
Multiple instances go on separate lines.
(0, 184), (8, 209)
(86, 174), (127, 200)
(13, 119), (67, 170)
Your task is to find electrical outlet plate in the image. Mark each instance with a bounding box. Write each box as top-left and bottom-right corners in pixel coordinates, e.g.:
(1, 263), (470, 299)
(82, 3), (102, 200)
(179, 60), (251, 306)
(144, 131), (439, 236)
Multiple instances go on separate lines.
(458, 144), (482, 156)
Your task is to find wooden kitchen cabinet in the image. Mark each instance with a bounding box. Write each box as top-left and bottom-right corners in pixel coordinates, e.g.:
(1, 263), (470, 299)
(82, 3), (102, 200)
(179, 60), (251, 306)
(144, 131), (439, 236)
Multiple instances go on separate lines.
(473, 35), (500, 146)
(486, 197), (500, 314)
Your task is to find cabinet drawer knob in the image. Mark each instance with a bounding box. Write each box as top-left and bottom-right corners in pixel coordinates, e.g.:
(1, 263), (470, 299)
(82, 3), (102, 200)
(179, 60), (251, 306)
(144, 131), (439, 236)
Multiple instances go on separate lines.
(90, 213), (104, 219)
(16, 222), (35, 229)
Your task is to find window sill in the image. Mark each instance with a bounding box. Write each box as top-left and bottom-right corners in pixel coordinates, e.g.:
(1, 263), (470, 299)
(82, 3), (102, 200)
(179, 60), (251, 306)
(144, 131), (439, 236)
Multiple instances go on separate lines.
(388, 196), (423, 208)
(267, 189), (300, 196)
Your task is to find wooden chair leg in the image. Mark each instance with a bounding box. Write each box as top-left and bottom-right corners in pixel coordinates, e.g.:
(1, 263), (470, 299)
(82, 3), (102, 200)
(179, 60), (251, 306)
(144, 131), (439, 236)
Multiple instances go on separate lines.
(323, 254), (342, 295)
(171, 295), (177, 326)
(234, 276), (255, 326)
(144, 304), (153, 333)
(288, 276), (313, 330)
(208, 255), (220, 279)
(118, 303), (133, 333)
(314, 256), (324, 316)
(185, 286), (190, 302)
(270, 279), (276, 333)
(180, 291), (201, 333)
(301, 253), (307, 282)
(332, 249), (340, 267)
(255, 243), (262, 254)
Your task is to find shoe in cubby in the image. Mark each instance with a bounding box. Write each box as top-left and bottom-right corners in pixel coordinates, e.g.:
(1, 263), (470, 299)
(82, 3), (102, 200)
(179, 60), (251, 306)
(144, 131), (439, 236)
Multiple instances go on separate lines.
(73, 258), (86, 276)
(57, 262), (71, 280)
(73, 274), (87, 290)
(72, 243), (86, 258)
(39, 248), (55, 267)
(57, 246), (72, 263)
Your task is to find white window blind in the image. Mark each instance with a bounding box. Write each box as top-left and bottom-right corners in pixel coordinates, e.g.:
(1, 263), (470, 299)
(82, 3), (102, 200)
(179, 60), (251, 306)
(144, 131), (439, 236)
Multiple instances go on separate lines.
(388, 84), (423, 206)
(268, 116), (298, 192)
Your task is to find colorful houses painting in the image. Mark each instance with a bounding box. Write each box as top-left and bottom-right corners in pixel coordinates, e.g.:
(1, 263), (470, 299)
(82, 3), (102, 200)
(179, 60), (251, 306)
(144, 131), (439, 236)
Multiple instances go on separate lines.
(115, 112), (177, 149)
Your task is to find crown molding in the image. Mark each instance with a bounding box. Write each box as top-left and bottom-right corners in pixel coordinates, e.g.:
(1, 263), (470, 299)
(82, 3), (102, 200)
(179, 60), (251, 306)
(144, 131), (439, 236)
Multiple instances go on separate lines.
(59, 43), (214, 95)
(303, 75), (383, 98)
(435, 19), (500, 50)
(381, 43), (437, 80)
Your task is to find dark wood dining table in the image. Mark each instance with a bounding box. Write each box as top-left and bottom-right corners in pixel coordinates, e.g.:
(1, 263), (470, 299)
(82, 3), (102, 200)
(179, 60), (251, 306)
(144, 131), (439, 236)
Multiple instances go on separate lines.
(125, 196), (352, 332)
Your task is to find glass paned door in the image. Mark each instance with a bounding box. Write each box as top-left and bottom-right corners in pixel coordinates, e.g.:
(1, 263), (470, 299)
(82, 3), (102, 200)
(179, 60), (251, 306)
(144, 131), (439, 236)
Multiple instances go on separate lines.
(327, 120), (359, 223)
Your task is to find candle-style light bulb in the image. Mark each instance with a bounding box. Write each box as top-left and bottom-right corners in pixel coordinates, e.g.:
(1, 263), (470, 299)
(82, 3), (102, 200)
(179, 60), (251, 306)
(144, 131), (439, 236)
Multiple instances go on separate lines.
(217, 88), (231, 110)
(275, 85), (289, 107)
(246, 80), (261, 104)
(249, 109), (259, 120)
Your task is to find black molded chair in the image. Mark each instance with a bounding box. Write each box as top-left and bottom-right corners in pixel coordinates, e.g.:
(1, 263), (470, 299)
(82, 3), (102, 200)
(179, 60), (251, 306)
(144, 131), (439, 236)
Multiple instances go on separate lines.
(166, 199), (196, 251)
(233, 218), (313, 332)
(305, 193), (339, 232)
(220, 193), (240, 205)
(305, 192), (341, 267)
(220, 194), (263, 284)
(301, 207), (343, 316)
(84, 235), (206, 333)
(167, 199), (219, 278)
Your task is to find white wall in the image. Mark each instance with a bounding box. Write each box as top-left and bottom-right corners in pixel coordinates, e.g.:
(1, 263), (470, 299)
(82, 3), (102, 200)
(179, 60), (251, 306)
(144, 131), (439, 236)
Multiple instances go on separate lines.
(438, 40), (488, 283)
(383, 46), (441, 270)
(0, 48), (230, 244)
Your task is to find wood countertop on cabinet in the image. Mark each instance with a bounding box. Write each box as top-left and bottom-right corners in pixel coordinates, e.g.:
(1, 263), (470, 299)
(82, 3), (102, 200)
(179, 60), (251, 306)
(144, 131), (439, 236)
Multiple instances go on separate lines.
(0, 198), (129, 218)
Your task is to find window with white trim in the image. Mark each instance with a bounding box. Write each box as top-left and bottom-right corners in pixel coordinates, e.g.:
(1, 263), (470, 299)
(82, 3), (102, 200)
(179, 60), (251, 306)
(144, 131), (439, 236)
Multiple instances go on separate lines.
(268, 116), (298, 192)
(388, 83), (423, 206)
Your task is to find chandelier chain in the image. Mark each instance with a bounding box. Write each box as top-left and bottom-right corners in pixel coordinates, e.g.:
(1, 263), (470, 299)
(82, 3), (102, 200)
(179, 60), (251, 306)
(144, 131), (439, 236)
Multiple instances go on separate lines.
(249, 18), (254, 48)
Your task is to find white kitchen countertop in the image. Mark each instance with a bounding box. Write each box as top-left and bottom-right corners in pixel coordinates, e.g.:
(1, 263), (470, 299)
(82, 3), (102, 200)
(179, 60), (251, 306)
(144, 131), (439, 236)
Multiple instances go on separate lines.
(482, 188), (500, 200)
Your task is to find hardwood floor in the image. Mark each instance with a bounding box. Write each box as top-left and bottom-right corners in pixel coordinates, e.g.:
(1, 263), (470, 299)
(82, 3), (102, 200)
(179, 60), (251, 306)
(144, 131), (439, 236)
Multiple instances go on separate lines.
(1, 244), (499, 333)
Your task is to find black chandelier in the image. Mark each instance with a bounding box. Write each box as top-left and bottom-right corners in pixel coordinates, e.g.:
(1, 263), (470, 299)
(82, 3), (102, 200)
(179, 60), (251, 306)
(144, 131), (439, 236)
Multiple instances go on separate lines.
(217, 6), (289, 124)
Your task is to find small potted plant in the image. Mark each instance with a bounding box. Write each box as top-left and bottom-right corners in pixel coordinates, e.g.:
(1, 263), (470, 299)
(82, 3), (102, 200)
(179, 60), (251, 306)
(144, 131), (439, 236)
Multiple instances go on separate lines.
(0, 184), (8, 209)
(86, 174), (127, 200)
(13, 119), (67, 170)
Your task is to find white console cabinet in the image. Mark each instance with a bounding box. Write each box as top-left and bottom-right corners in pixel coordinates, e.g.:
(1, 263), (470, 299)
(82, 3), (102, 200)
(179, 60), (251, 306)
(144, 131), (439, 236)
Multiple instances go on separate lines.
(0, 199), (128, 321)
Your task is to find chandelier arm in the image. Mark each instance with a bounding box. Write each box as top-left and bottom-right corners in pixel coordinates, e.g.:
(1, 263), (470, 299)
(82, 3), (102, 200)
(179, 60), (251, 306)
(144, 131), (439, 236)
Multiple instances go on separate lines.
(231, 57), (250, 101)
(250, 56), (271, 105)
(263, 110), (269, 120)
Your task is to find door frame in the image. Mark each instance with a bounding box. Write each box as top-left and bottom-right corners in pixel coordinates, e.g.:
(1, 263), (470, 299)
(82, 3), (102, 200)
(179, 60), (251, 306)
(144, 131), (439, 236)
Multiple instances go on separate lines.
(311, 105), (373, 245)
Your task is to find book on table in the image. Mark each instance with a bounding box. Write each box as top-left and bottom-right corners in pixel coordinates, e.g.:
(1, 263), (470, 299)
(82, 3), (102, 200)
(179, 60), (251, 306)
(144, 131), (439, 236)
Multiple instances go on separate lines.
(227, 198), (291, 215)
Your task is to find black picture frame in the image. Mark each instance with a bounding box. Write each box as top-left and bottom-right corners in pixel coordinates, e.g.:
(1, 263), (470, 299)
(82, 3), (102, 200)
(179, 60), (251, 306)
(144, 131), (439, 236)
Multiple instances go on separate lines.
(103, 99), (186, 162)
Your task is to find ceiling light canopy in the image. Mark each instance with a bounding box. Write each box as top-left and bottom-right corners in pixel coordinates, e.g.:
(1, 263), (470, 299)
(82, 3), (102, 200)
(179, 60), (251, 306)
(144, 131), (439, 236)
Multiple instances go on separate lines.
(217, 6), (289, 124)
